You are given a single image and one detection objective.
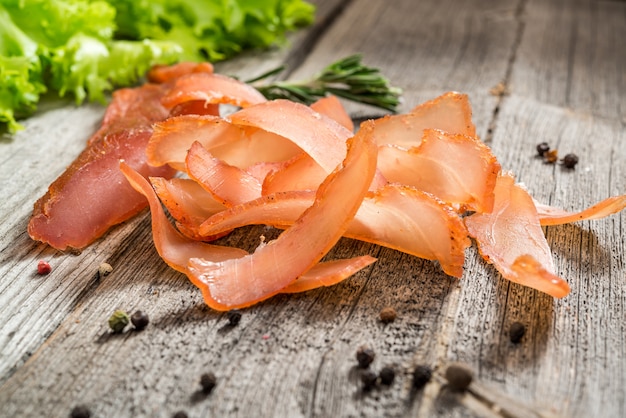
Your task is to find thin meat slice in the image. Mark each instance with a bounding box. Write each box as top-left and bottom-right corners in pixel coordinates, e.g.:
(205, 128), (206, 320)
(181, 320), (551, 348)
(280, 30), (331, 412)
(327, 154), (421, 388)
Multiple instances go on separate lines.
(28, 83), (177, 250)
(536, 195), (626, 226)
(187, 120), (379, 309)
(368, 91), (476, 148)
(151, 177), (228, 241)
(464, 173), (570, 298)
(281, 256), (376, 293)
(161, 72), (267, 110)
(377, 129), (500, 213)
(186, 142), (263, 206)
(199, 185), (470, 278)
(228, 99), (352, 173)
(119, 163), (248, 275)
(146, 62), (214, 83)
(310, 95), (354, 131)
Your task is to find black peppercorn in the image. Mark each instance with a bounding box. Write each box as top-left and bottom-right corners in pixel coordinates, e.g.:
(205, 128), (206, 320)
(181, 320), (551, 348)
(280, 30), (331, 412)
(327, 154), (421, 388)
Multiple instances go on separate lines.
(356, 346), (375, 368)
(227, 309), (242, 326)
(412, 364), (432, 389)
(379, 366), (395, 385)
(536, 142), (550, 156)
(445, 363), (473, 391)
(509, 321), (526, 343)
(361, 369), (378, 391)
(131, 310), (149, 330)
(70, 405), (91, 418)
(172, 411), (188, 418)
(561, 153), (579, 169)
(200, 372), (217, 394)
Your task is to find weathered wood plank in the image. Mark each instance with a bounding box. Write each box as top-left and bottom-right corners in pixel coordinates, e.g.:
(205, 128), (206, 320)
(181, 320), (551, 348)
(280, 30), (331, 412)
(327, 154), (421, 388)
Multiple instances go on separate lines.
(0, 0), (624, 417)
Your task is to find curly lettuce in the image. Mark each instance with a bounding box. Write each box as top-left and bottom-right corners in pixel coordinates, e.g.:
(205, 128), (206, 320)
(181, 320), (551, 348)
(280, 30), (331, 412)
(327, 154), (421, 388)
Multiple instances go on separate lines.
(0, 0), (315, 133)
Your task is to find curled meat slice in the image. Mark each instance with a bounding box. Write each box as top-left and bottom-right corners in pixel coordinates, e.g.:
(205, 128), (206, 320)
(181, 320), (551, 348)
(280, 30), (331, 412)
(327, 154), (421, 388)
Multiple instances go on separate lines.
(228, 99), (352, 173)
(377, 129), (500, 213)
(199, 185), (469, 277)
(146, 62), (214, 83)
(161, 72), (267, 110)
(151, 177), (227, 241)
(122, 163), (376, 310)
(536, 195), (626, 226)
(119, 162), (248, 275)
(187, 120), (378, 309)
(464, 173), (570, 298)
(186, 142), (263, 206)
(368, 91), (475, 148)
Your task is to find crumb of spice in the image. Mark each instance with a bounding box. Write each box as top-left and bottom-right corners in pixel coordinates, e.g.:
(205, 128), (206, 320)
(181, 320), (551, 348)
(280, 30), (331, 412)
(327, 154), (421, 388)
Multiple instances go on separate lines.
(536, 142), (550, 157)
(360, 369), (378, 391)
(108, 310), (130, 333)
(379, 307), (397, 324)
(172, 411), (188, 418)
(412, 364), (432, 389)
(200, 372), (217, 394)
(130, 310), (149, 330)
(444, 363), (473, 391)
(227, 309), (242, 326)
(69, 405), (91, 418)
(37, 260), (52, 275)
(509, 321), (526, 343)
(98, 262), (113, 278)
(561, 153), (579, 169)
(356, 346), (376, 368)
(544, 149), (558, 164)
(379, 366), (395, 385)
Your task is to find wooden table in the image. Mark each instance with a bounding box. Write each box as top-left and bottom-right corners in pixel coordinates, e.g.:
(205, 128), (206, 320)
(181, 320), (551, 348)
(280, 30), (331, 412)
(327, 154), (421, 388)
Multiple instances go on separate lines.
(1, 0), (625, 416)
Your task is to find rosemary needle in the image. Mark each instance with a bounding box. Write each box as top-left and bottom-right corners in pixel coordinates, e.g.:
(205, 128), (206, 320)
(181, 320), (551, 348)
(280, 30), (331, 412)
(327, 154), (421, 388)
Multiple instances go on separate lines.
(249, 54), (402, 112)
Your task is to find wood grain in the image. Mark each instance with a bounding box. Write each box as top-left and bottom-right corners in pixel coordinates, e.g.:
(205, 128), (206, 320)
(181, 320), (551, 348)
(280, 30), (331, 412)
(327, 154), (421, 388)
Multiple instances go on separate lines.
(1, 0), (624, 417)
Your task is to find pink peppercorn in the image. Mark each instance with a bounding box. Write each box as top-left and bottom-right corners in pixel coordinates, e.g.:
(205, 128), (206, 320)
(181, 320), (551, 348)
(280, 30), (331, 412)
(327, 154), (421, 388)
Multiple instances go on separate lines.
(37, 260), (52, 275)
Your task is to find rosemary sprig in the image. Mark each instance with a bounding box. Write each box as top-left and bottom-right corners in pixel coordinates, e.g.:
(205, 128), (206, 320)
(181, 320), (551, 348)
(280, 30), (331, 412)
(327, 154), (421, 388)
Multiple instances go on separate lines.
(250, 54), (402, 112)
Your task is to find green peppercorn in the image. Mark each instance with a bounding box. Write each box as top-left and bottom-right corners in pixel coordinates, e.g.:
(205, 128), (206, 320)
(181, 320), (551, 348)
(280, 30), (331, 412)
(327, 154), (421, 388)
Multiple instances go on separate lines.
(108, 310), (129, 333)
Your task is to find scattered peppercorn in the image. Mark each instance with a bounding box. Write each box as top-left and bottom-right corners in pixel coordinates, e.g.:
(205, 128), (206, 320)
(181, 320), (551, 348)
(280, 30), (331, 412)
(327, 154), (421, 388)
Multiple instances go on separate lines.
(509, 321), (526, 344)
(172, 411), (188, 418)
(444, 363), (473, 391)
(200, 372), (217, 394)
(227, 309), (242, 326)
(379, 307), (397, 324)
(356, 346), (376, 368)
(37, 260), (52, 275)
(130, 310), (149, 330)
(108, 310), (130, 333)
(561, 153), (579, 169)
(536, 142), (550, 156)
(412, 364), (432, 389)
(361, 369), (378, 391)
(98, 262), (113, 278)
(69, 405), (91, 418)
(544, 149), (558, 164)
(379, 366), (395, 385)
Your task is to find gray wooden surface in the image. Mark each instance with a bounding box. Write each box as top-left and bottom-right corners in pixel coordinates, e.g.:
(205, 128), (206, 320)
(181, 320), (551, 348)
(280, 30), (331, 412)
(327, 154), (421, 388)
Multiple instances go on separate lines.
(1, 0), (625, 417)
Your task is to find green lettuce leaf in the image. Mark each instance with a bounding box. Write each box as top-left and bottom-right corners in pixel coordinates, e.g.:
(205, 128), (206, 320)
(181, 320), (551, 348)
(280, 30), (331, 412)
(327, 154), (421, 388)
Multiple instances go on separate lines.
(0, 0), (315, 133)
